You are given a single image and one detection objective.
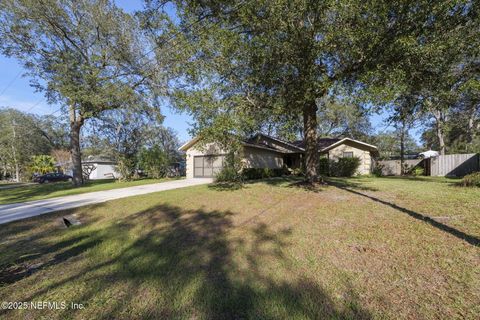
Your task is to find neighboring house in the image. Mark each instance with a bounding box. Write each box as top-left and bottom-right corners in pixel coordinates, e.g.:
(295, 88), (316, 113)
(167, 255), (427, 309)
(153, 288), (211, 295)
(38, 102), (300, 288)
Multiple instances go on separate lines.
(62, 156), (120, 180)
(179, 133), (378, 178)
(419, 150), (439, 159)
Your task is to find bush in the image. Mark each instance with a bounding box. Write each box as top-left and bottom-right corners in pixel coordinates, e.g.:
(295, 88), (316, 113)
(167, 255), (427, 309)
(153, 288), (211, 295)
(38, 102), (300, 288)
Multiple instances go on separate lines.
(138, 146), (169, 179)
(410, 167), (424, 176)
(461, 172), (480, 187)
(215, 166), (243, 183)
(31, 155), (56, 175)
(329, 157), (361, 177)
(241, 167), (286, 180)
(291, 167), (304, 176)
(319, 158), (329, 176)
(116, 155), (137, 181)
(372, 163), (384, 177)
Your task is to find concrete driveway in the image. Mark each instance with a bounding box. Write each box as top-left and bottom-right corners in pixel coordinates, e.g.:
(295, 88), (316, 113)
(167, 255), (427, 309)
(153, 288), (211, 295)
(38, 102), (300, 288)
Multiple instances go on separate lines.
(0, 178), (213, 225)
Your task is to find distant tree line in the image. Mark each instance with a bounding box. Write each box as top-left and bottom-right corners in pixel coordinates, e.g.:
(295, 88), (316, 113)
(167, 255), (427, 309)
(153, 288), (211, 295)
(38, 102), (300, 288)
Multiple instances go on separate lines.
(0, 107), (181, 182)
(0, 108), (68, 181)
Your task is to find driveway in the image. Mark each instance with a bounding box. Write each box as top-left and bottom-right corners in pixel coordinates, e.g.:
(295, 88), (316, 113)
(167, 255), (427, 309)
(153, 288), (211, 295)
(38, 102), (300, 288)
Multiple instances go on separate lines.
(0, 178), (213, 225)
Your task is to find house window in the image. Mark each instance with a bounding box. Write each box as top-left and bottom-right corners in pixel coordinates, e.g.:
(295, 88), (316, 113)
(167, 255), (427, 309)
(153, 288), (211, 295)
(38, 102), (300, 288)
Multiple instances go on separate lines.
(343, 152), (353, 158)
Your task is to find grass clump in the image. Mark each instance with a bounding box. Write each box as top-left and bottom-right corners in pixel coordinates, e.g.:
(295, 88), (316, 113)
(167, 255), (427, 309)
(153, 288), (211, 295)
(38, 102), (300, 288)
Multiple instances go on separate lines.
(461, 171), (480, 187)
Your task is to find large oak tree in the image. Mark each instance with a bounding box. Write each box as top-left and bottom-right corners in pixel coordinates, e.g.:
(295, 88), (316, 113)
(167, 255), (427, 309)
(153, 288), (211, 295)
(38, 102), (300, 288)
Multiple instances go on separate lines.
(0, 0), (155, 185)
(152, 0), (475, 182)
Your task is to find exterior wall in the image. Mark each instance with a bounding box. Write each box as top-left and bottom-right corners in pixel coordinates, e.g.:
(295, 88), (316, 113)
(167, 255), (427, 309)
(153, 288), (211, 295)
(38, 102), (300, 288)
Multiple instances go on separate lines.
(241, 146), (284, 169)
(327, 142), (373, 175)
(185, 143), (283, 178)
(89, 163), (118, 179)
(185, 142), (226, 179)
(65, 163), (119, 179)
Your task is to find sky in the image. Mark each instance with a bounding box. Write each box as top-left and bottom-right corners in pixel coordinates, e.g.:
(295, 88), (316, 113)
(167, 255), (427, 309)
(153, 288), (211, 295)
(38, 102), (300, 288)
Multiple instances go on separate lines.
(0, 0), (421, 144)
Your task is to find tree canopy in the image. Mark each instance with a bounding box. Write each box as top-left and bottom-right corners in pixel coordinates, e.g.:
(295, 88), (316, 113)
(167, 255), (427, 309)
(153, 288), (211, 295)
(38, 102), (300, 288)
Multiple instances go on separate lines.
(0, 0), (159, 185)
(149, 0), (478, 181)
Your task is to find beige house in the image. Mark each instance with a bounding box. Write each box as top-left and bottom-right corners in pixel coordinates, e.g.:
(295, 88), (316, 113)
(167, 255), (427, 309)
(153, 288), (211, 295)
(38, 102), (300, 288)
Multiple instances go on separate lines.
(179, 133), (378, 178)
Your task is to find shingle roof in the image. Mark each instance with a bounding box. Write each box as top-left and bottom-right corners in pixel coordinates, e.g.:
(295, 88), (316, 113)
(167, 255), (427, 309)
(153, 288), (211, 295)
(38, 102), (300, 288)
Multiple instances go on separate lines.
(291, 138), (342, 150)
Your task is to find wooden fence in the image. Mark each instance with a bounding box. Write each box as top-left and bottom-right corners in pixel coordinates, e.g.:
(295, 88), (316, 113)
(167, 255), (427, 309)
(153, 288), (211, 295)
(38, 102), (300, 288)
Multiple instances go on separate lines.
(378, 153), (479, 177)
(430, 153), (479, 177)
(378, 159), (424, 176)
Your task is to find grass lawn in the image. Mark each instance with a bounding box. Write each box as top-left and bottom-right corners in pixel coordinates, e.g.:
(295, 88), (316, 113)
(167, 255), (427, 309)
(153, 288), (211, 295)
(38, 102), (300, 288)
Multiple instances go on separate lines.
(0, 178), (181, 205)
(0, 176), (478, 319)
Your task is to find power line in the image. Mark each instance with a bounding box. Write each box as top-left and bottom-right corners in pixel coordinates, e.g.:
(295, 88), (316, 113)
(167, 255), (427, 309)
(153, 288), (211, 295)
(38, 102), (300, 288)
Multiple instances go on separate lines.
(0, 70), (22, 97)
(25, 97), (45, 113)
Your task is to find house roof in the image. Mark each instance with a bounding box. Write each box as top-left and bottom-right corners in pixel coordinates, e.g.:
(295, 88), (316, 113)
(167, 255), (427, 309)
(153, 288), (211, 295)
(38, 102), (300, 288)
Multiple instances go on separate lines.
(179, 134), (377, 154)
(320, 138), (378, 152)
(249, 133), (306, 152)
(179, 136), (201, 151)
(291, 138), (342, 150)
(178, 135), (283, 153)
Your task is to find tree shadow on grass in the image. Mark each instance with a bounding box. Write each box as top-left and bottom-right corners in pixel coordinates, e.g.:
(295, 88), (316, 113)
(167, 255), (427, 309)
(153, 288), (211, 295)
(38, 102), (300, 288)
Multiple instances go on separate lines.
(325, 178), (379, 192)
(332, 184), (480, 247)
(0, 205), (104, 286)
(208, 181), (244, 191)
(1, 202), (372, 319)
(247, 176), (329, 193)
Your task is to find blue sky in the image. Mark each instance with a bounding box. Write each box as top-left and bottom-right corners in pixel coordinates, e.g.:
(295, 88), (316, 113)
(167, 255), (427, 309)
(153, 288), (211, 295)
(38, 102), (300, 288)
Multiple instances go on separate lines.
(0, 0), (419, 144)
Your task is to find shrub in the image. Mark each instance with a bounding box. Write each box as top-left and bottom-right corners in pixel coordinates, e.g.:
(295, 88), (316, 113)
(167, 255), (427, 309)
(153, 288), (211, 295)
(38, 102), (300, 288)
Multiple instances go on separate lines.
(31, 155), (56, 175)
(138, 146), (169, 179)
(329, 157), (361, 177)
(215, 166), (243, 183)
(372, 163), (384, 177)
(291, 167), (304, 176)
(116, 155), (137, 181)
(461, 172), (480, 187)
(410, 167), (424, 176)
(241, 167), (286, 180)
(319, 157), (329, 176)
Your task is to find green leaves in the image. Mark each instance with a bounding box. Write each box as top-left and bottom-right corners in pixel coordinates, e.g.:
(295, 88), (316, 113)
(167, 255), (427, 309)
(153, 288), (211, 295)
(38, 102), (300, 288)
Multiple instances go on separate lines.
(0, 0), (154, 119)
(30, 155), (56, 174)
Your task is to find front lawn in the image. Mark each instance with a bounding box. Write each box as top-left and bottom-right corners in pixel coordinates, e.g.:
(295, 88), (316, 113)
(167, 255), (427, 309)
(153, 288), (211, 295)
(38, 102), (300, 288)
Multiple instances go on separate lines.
(0, 178), (181, 205)
(0, 176), (478, 319)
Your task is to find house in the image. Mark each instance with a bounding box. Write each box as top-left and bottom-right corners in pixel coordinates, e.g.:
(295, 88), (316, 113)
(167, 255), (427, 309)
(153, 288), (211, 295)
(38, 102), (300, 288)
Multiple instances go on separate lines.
(62, 156), (120, 180)
(419, 150), (439, 159)
(179, 133), (378, 178)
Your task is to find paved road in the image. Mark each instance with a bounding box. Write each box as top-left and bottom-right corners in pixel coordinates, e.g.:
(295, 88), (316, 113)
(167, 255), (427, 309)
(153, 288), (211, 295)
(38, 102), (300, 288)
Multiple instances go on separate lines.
(0, 178), (213, 225)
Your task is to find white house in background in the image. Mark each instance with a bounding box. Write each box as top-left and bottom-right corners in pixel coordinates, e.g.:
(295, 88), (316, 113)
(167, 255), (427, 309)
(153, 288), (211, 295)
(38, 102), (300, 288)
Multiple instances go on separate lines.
(179, 133), (378, 178)
(63, 156), (120, 180)
(419, 150), (439, 159)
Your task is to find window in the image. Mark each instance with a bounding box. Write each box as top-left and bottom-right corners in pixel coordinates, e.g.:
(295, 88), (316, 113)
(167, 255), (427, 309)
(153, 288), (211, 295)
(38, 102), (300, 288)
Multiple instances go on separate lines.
(343, 152), (353, 158)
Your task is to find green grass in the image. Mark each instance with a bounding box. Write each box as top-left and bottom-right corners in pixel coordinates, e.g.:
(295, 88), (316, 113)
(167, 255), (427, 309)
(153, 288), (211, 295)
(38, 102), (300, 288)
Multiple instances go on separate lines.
(0, 178), (181, 205)
(0, 176), (478, 319)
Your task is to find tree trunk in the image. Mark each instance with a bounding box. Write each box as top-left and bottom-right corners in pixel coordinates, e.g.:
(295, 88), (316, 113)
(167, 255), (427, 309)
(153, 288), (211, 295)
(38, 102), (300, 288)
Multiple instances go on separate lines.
(303, 102), (319, 183)
(467, 105), (478, 151)
(399, 123), (405, 175)
(69, 106), (84, 186)
(432, 109), (446, 155)
(436, 124), (446, 155)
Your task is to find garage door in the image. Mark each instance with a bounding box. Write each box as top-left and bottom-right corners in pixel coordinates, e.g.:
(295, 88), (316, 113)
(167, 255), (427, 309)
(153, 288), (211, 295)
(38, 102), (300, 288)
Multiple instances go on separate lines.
(194, 155), (225, 177)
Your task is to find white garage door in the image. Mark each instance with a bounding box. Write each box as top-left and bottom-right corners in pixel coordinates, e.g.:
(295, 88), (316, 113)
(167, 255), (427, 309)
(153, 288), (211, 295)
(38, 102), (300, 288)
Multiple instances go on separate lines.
(194, 155), (225, 177)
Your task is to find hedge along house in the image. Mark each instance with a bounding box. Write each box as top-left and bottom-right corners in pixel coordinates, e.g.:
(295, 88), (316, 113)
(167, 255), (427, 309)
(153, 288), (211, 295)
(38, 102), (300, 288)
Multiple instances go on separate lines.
(179, 133), (378, 178)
